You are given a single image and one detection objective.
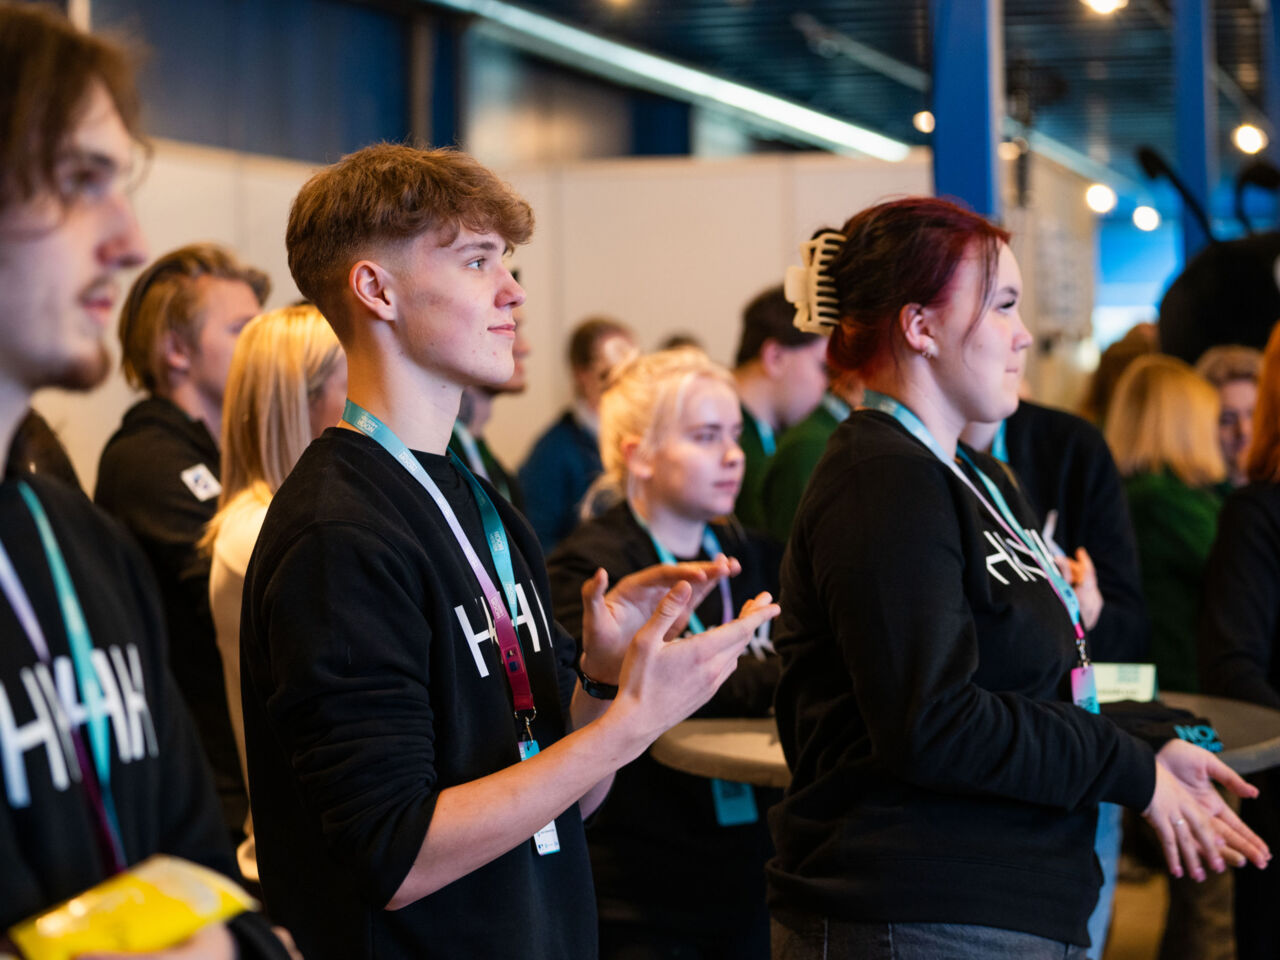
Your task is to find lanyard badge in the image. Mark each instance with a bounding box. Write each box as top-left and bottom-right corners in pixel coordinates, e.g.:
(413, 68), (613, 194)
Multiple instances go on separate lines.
(343, 401), (560, 854)
(861, 393), (1091, 685)
(0, 482), (127, 872)
(629, 505), (758, 826)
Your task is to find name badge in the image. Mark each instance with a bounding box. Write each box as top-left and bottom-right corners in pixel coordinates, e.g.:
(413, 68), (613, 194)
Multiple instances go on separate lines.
(517, 739), (560, 855)
(1071, 664), (1100, 714)
(710, 778), (758, 826)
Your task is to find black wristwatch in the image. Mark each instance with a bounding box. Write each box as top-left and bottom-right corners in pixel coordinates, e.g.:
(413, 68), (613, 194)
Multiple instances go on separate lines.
(575, 664), (618, 700)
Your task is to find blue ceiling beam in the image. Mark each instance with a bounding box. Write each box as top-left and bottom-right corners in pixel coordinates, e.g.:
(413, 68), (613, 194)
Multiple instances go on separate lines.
(930, 0), (1004, 222)
(1173, 0), (1216, 261)
(1267, 0), (1280, 166)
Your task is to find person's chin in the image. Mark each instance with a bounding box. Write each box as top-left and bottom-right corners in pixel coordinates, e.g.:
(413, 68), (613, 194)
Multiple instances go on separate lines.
(48, 342), (111, 391)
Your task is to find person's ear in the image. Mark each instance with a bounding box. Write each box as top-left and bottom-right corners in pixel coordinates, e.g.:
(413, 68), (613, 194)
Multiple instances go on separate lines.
(899, 303), (938, 360)
(161, 329), (194, 377)
(349, 259), (399, 323)
(621, 436), (654, 481)
(759, 338), (787, 377)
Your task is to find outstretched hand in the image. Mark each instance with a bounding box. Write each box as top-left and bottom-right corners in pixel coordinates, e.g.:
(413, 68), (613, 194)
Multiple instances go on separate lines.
(607, 583), (780, 753)
(1143, 739), (1270, 881)
(579, 557), (741, 684)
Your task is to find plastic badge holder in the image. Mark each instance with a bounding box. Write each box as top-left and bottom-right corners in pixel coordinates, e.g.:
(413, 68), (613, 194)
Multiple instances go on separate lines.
(9, 856), (256, 960)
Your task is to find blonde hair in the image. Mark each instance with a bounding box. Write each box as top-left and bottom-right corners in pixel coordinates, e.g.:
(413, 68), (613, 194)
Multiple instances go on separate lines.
(1246, 323), (1280, 483)
(200, 304), (342, 550)
(592, 347), (736, 507)
(1105, 353), (1226, 487)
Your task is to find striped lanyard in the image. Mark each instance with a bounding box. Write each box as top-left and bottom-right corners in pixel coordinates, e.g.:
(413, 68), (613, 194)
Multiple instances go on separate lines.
(862, 392), (1088, 663)
(820, 392), (852, 424)
(0, 482), (126, 872)
(346, 401), (536, 729)
(744, 408), (776, 457)
(629, 506), (733, 635)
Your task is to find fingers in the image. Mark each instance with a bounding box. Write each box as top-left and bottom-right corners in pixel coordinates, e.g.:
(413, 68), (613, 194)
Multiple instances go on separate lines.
(1153, 815), (1185, 879)
(641, 581), (695, 647)
(581, 567), (609, 616)
(1075, 547), (1096, 581)
(1211, 806), (1271, 868)
(1183, 811), (1223, 877)
(1206, 756), (1260, 800)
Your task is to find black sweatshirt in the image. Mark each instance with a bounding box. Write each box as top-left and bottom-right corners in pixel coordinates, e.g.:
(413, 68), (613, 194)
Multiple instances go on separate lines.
(548, 504), (780, 941)
(1003, 400), (1149, 663)
(241, 429), (594, 960)
(0, 476), (283, 956)
(94, 397), (246, 837)
(767, 411), (1156, 948)
(1198, 482), (1280, 710)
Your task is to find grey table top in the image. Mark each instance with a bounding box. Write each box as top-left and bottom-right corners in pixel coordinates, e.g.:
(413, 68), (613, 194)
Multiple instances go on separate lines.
(651, 694), (1280, 785)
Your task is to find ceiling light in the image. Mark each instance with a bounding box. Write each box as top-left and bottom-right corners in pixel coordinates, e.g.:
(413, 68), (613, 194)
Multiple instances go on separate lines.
(1081, 0), (1128, 13)
(1132, 205), (1161, 231)
(1234, 123), (1268, 155)
(429, 0), (910, 161)
(912, 111), (935, 134)
(1085, 183), (1117, 214)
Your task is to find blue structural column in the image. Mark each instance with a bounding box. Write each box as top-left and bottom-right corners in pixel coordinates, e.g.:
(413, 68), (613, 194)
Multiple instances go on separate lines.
(1173, 0), (1216, 262)
(630, 93), (692, 156)
(1266, 0), (1280, 166)
(930, 0), (1003, 221)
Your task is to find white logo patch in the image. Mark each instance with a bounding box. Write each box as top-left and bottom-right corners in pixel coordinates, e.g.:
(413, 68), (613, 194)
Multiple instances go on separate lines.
(180, 463), (222, 502)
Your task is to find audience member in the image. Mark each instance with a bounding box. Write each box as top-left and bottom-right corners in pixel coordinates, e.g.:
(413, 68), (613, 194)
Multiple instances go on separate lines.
(1080, 322), (1159, 426)
(759, 368), (860, 543)
(1105, 355), (1224, 693)
(520, 316), (637, 551)
(962, 397), (1150, 956)
(0, 5), (293, 954)
(94, 243), (269, 845)
(768, 198), (1264, 960)
(731, 286), (827, 531)
(448, 304), (529, 510)
(1107, 354), (1232, 960)
(1196, 344), (1262, 492)
(240, 143), (778, 960)
(548, 348), (781, 960)
(201, 304), (346, 884)
(1199, 321), (1280, 960)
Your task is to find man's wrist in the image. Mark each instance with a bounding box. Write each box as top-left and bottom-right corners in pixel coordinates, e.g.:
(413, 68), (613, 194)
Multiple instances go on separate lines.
(576, 663), (619, 700)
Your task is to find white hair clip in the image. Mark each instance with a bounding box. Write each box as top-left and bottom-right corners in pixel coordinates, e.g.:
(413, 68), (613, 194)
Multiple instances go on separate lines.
(784, 231), (845, 334)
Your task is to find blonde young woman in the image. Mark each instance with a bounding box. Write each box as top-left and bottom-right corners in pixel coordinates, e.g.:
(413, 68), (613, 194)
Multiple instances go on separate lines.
(548, 347), (780, 960)
(1105, 354), (1225, 694)
(202, 304), (347, 882)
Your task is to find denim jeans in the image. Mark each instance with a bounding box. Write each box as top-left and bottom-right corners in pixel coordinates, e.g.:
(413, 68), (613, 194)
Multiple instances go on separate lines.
(771, 915), (1089, 960)
(1085, 801), (1123, 958)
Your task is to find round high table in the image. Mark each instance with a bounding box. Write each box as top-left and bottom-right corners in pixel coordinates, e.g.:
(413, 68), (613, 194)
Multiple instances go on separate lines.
(651, 694), (1280, 786)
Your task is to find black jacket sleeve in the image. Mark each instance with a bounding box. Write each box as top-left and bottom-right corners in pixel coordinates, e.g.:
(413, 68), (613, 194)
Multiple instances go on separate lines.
(1198, 488), (1280, 709)
(802, 452), (1154, 811)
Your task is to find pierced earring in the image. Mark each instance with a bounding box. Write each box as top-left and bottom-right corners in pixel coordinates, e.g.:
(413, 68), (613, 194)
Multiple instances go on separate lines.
(919, 346), (936, 360)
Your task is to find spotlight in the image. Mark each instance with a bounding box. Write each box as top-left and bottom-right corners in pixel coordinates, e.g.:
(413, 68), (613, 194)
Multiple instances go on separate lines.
(1234, 123), (1268, 155)
(912, 111), (935, 134)
(1132, 206), (1161, 231)
(1085, 183), (1117, 214)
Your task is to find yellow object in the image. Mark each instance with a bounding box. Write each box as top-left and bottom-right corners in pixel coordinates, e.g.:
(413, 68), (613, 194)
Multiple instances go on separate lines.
(9, 856), (255, 960)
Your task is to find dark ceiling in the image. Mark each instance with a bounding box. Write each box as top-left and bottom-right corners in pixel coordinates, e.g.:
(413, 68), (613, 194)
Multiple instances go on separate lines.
(509, 0), (1269, 206)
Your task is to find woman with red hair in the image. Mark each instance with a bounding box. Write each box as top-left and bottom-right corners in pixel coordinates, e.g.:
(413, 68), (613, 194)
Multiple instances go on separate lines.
(767, 197), (1267, 959)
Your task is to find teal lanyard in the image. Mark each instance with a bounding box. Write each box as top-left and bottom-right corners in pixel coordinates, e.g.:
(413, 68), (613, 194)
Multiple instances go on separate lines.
(861, 392), (1087, 657)
(451, 422), (491, 482)
(820, 392), (851, 423)
(990, 419), (1008, 463)
(628, 506), (733, 635)
(0, 482), (126, 871)
(745, 408), (776, 457)
(345, 401), (535, 719)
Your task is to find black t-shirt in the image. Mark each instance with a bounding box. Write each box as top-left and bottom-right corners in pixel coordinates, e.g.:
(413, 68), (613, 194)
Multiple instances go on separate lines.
(241, 428), (594, 960)
(548, 503), (780, 939)
(1003, 400), (1149, 663)
(94, 397), (246, 836)
(767, 410), (1156, 948)
(0, 476), (282, 956)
